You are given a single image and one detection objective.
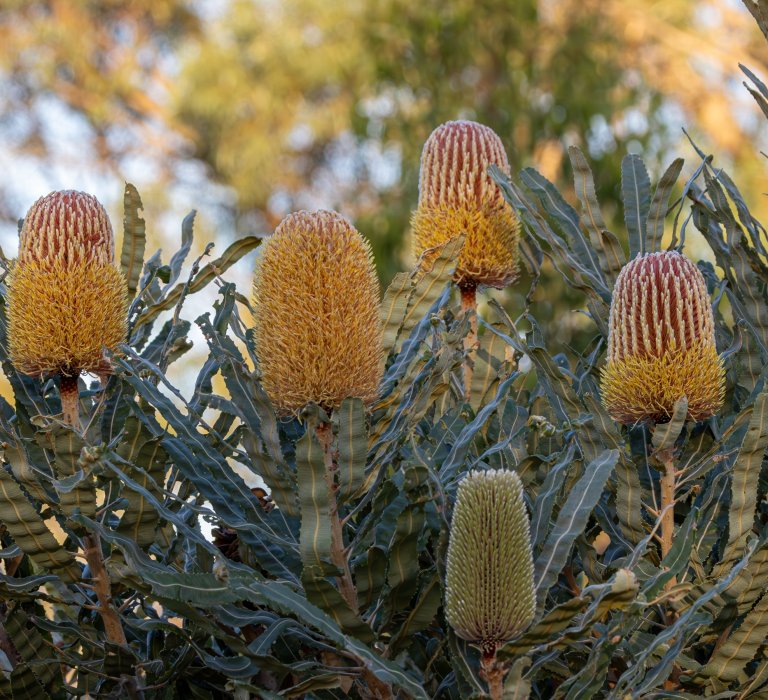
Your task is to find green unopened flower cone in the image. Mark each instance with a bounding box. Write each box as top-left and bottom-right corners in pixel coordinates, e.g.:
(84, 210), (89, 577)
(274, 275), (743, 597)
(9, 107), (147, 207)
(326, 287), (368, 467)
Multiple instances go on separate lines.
(601, 250), (725, 424)
(445, 470), (535, 654)
(412, 120), (520, 289)
(252, 210), (384, 415)
(8, 190), (128, 378)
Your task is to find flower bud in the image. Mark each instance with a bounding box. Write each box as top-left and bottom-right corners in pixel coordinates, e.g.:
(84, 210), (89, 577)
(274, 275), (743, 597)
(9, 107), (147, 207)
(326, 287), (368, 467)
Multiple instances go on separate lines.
(412, 120), (520, 289)
(601, 251), (725, 424)
(8, 191), (128, 377)
(445, 470), (535, 653)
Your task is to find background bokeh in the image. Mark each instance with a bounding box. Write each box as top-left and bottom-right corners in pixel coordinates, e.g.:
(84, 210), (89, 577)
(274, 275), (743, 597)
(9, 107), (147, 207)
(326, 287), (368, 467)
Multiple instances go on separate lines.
(0, 0), (766, 380)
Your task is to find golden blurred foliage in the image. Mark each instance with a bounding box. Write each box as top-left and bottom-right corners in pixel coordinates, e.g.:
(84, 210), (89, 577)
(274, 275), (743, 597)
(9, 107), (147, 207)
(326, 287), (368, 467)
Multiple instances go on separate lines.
(0, 0), (766, 320)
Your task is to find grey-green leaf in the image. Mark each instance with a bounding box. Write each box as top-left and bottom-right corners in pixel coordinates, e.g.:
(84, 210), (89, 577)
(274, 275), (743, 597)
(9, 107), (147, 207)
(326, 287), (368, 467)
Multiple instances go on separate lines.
(334, 398), (367, 503)
(621, 154), (651, 257)
(533, 449), (618, 606)
(647, 158), (684, 253)
(120, 183), (146, 299)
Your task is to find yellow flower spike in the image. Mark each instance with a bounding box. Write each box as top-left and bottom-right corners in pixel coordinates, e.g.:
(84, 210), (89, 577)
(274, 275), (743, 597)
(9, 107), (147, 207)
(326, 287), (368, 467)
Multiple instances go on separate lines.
(445, 470), (535, 656)
(252, 210), (384, 415)
(601, 250), (725, 424)
(411, 120), (521, 290)
(8, 191), (129, 379)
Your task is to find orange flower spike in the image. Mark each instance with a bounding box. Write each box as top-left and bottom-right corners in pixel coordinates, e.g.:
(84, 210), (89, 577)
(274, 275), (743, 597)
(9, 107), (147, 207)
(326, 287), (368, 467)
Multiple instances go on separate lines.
(601, 250), (725, 424)
(252, 210), (384, 415)
(412, 120), (520, 289)
(8, 190), (128, 379)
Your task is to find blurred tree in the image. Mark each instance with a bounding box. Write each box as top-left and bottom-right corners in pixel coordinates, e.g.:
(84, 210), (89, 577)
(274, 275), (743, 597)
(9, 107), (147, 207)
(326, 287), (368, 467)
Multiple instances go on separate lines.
(0, 0), (766, 348)
(354, 0), (664, 274)
(174, 0), (666, 277)
(0, 0), (199, 164)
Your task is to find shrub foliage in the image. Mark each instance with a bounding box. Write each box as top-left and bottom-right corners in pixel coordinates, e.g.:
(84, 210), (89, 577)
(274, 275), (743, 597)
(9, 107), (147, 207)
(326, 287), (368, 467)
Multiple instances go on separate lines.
(0, 16), (767, 700)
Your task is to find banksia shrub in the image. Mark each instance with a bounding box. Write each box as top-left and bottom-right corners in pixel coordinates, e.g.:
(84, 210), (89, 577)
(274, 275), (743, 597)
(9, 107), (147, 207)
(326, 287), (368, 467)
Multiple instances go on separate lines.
(411, 120), (521, 289)
(8, 190), (128, 378)
(601, 250), (725, 424)
(445, 469), (535, 654)
(252, 209), (383, 415)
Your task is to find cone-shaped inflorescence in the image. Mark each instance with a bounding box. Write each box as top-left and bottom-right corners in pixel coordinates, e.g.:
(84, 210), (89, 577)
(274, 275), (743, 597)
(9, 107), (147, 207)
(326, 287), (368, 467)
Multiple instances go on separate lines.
(445, 469), (535, 655)
(411, 120), (520, 289)
(8, 190), (128, 378)
(252, 210), (384, 415)
(601, 250), (725, 424)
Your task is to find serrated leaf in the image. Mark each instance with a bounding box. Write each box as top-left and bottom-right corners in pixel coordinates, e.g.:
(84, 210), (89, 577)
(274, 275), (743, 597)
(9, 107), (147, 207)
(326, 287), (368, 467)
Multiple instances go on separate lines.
(380, 272), (414, 356)
(498, 596), (587, 658)
(196, 313), (298, 517)
(699, 592), (768, 682)
(714, 392), (768, 577)
(6, 663), (49, 700)
(43, 425), (96, 520)
(612, 446), (645, 546)
(134, 236), (261, 330)
(121, 183), (146, 299)
(742, 657), (768, 698)
(0, 467), (77, 581)
(614, 540), (757, 694)
(296, 426), (332, 572)
(562, 634), (617, 699)
(0, 571), (55, 601)
(517, 167), (608, 295)
(388, 573), (441, 652)
(396, 236), (462, 353)
(579, 392), (644, 545)
(295, 414), (370, 637)
(140, 318), (193, 368)
(354, 546), (387, 612)
(438, 372), (518, 482)
(533, 449), (618, 606)
(167, 210), (196, 288)
(710, 543), (768, 617)
(1, 436), (50, 506)
(652, 396), (688, 454)
(86, 517), (428, 698)
(470, 322), (514, 412)
(299, 567), (372, 642)
(115, 415), (167, 547)
(647, 158), (684, 253)
(692, 172), (768, 394)
(644, 506), (699, 597)
(114, 356), (299, 580)
(4, 607), (60, 692)
(530, 442), (577, 550)
(621, 154), (652, 257)
(334, 398), (367, 503)
(568, 146), (624, 283)
(386, 501), (426, 611)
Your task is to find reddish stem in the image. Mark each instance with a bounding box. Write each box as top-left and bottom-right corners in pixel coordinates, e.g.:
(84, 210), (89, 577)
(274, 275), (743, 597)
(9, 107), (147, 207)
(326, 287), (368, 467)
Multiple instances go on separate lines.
(460, 283), (478, 403)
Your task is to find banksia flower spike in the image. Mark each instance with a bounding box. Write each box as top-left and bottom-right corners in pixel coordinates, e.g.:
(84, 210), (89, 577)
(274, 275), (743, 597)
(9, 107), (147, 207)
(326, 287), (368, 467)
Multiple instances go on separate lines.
(411, 120), (521, 291)
(8, 190), (128, 390)
(252, 210), (384, 415)
(412, 121), (521, 402)
(445, 470), (535, 657)
(601, 250), (725, 425)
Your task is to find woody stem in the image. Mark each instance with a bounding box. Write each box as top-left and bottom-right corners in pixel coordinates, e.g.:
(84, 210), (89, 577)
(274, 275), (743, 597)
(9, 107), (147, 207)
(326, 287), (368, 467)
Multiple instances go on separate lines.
(60, 374), (80, 429)
(480, 646), (505, 700)
(460, 283), (478, 403)
(660, 451), (676, 591)
(60, 373), (128, 648)
(316, 422), (358, 612)
(82, 535), (128, 646)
